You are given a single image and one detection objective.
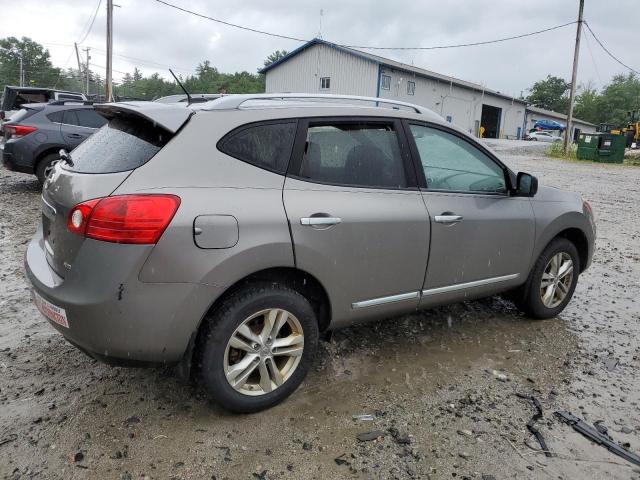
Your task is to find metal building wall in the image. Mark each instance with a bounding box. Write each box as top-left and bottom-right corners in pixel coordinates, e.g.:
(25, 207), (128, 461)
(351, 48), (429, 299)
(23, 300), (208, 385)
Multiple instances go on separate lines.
(377, 67), (526, 138)
(265, 44), (378, 96)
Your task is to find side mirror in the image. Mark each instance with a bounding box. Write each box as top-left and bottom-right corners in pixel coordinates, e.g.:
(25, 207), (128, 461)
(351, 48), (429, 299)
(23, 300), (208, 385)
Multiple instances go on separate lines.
(516, 172), (538, 197)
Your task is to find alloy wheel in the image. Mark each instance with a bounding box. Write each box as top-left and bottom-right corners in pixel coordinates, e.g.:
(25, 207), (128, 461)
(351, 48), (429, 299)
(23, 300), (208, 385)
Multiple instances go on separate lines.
(540, 252), (574, 308)
(223, 308), (304, 396)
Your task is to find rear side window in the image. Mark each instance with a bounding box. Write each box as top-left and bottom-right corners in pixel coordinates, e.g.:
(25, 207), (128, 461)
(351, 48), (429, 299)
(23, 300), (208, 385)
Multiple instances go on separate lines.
(218, 122), (296, 173)
(76, 109), (107, 128)
(47, 111), (64, 123)
(66, 115), (171, 174)
(299, 122), (407, 189)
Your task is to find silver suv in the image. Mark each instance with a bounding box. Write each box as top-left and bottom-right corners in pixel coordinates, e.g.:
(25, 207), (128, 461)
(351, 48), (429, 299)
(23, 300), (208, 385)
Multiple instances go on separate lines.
(26, 94), (596, 412)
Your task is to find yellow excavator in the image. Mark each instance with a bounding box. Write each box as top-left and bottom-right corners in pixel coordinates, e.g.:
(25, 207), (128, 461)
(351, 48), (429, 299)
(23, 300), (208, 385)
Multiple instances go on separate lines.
(605, 110), (640, 147)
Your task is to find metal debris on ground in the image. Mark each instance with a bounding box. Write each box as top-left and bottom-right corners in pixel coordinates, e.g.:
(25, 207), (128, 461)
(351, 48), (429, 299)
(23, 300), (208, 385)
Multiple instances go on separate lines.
(555, 411), (640, 467)
(352, 414), (374, 421)
(516, 393), (552, 457)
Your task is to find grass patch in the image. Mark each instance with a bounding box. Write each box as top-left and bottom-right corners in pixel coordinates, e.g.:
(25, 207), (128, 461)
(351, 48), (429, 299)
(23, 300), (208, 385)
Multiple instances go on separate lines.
(546, 141), (577, 160)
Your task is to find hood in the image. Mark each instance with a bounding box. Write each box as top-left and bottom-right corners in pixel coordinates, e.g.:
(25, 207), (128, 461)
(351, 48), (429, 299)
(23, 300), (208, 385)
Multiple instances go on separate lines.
(95, 101), (194, 133)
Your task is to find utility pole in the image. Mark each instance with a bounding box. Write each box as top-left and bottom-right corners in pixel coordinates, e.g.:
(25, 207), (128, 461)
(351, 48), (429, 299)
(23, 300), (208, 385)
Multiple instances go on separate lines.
(105, 0), (114, 102)
(83, 47), (91, 95)
(19, 51), (23, 87)
(564, 0), (584, 154)
(74, 43), (82, 75)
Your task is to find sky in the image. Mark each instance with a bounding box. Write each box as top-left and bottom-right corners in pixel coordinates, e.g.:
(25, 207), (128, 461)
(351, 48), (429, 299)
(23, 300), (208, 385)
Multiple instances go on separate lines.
(1, 0), (638, 97)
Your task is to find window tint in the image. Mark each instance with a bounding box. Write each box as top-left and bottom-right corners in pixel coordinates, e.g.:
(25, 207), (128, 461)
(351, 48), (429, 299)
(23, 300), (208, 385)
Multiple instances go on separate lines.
(62, 110), (79, 126)
(299, 122), (407, 189)
(409, 124), (506, 193)
(46, 111), (64, 123)
(66, 115), (171, 174)
(219, 122), (296, 173)
(75, 109), (108, 128)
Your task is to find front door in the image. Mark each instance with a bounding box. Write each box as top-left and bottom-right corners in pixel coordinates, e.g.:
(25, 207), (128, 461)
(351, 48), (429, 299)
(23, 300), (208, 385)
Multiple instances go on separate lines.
(284, 118), (430, 327)
(404, 122), (535, 307)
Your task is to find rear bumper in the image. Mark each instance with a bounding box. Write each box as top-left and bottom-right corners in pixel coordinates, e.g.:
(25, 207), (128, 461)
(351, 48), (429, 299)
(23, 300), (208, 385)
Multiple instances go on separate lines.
(2, 140), (35, 174)
(25, 227), (221, 365)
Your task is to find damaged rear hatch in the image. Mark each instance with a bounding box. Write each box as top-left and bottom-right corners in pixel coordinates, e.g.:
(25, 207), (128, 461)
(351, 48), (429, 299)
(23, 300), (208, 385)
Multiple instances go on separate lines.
(41, 102), (193, 278)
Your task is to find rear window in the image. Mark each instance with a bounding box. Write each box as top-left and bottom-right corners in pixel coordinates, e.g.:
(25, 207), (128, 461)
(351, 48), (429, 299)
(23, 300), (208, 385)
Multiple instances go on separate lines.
(7, 108), (37, 123)
(65, 114), (172, 174)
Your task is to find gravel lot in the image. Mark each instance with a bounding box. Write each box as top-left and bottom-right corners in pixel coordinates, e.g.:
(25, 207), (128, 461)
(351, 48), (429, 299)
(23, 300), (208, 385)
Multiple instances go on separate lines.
(1, 140), (639, 480)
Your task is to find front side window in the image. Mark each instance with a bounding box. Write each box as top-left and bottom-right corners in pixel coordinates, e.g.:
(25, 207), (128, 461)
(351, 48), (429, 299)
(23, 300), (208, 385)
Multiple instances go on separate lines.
(218, 122), (296, 173)
(299, 122), (407, 189)
(381, 75), (391, 90)
(407, 81), (415, 95)
(409, 124), (506, 193)
(320, 77), (330, 89)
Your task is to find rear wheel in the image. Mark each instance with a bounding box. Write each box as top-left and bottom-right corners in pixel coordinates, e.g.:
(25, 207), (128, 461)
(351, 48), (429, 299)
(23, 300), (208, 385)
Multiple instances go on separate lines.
(515, 237), (580, 319)
(35, 153), (60, 185)
(195, 283), (319, 413)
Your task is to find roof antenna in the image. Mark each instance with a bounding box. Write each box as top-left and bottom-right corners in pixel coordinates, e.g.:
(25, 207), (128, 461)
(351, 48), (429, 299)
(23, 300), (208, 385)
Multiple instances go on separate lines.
(318, 9), (323, 39)
(169, 68), (191, 105)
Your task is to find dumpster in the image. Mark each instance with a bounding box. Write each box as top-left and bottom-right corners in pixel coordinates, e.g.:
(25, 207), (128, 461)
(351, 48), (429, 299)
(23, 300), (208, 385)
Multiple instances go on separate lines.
(577, 133), (598, 161)
(577, 133), (626, 163)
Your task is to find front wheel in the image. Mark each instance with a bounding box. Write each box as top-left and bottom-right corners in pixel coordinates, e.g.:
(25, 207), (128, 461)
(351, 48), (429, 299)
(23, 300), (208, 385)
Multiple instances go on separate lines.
(515, 237), (580, 319)
(195, 283), (319, 413)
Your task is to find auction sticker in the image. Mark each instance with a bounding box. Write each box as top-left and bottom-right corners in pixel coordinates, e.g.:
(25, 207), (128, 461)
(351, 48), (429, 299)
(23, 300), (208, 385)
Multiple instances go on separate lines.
(33, 291), (69, 328)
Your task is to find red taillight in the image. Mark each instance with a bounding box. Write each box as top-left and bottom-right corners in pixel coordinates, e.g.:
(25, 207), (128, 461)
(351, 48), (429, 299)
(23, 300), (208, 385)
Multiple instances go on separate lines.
(4, 124), (38, 138)
(67, 195), (181, 244)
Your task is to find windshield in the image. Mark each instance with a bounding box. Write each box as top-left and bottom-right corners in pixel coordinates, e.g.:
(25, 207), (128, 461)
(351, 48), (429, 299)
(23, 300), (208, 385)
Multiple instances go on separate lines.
(65, 114), (172, 174)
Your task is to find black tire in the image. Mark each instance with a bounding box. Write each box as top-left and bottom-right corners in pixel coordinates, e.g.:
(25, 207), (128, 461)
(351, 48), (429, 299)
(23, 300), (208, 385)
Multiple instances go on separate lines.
(515, 237), (580, 319)
(195, 282), (319, 413)
(35, 153), (59, 185)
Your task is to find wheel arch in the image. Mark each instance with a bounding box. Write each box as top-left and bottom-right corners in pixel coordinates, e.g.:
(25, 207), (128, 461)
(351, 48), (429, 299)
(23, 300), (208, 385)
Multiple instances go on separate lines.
(34, 145), (65, 169)
(178, 267), (332, 378)
(555, 227), (589, 273)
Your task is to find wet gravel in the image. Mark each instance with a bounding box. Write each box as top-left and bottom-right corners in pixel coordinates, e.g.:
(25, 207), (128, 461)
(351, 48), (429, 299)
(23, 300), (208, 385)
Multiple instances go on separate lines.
(1, 141), (640, 479)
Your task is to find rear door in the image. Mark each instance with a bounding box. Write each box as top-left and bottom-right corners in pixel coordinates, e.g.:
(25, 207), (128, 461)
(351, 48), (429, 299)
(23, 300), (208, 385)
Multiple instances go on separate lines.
(404, 122), (535, 307)
(60, 108), (106, 149)
(283, 117), (430, 327)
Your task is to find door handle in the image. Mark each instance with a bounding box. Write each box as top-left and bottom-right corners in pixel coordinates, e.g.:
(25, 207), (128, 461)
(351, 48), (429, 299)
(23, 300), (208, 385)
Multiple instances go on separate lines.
(434, 214), (463, 224)
(67, 133), (82, 139)
(300, 217), (342, 226)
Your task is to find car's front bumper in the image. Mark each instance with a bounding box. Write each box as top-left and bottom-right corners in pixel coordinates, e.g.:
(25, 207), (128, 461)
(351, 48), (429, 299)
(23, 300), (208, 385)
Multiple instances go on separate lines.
(25, 226), (221, 365)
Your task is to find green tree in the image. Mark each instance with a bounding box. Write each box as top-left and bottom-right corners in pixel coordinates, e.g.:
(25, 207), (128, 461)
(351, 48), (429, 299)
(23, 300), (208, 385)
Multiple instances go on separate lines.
(0, 37), (61, 89)
(526, 75), (570, 113)
(596, 73), (640, 128)
(263, 50), (288, 67)
(574, 83), (601, 124)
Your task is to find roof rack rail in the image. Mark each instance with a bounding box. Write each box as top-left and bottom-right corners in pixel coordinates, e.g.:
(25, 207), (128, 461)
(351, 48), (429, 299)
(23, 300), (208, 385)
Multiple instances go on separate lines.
(202, 93), (425, 114)
(48, 100), (95, 106)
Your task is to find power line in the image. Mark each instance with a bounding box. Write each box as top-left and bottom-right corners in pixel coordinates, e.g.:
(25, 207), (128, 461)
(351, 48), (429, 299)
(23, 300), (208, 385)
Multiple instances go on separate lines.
(152, 0), (576, 51)
(581, 27), (603, 87)
(347, 21), (578, 50)
(153, 0), (308, 42)
(77, 0), (103, 45)
(583, 21), (639, 76)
